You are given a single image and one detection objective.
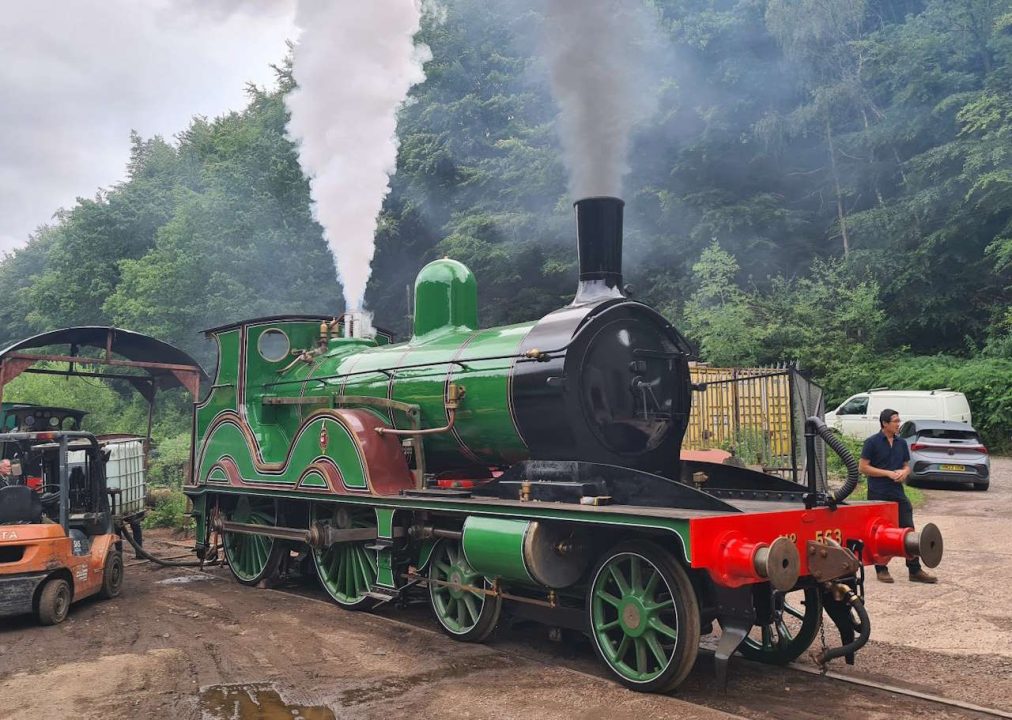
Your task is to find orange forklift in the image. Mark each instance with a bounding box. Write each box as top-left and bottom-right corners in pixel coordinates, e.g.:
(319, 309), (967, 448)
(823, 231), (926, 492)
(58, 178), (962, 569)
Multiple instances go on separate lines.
(0, 430), (123, 625)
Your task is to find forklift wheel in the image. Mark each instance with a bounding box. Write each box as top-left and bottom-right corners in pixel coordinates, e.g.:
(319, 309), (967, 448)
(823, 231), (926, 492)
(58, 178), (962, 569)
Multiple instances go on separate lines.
(99, 552), (124, 599)
(36, 578), (72, 626)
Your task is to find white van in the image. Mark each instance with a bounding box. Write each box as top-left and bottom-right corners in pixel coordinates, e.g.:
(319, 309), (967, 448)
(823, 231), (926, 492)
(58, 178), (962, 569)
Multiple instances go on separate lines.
(824, 388), (972, 439)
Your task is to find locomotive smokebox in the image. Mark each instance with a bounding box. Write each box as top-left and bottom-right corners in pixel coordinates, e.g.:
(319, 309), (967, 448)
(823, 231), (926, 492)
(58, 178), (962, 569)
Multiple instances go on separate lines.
(574, 196), (625, 305)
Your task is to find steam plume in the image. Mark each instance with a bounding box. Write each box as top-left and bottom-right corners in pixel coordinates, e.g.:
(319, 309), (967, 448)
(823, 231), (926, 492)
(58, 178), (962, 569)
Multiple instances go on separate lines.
(286, 2), (431, 311)
(544, 0), (658, 198)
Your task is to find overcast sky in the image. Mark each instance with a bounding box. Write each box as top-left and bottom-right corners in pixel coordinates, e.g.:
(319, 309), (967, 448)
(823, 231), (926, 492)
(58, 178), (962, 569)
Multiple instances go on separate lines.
(0, 0), (297, 253)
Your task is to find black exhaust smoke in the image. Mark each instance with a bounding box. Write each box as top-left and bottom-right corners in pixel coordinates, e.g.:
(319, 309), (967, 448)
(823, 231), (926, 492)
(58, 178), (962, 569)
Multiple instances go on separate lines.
(573, 196), (625, 305)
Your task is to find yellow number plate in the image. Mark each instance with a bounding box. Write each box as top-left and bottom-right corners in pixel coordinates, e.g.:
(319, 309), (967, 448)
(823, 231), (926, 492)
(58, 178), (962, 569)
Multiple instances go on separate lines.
(814, 529), (843, 544)
(939, 464), (965, 472)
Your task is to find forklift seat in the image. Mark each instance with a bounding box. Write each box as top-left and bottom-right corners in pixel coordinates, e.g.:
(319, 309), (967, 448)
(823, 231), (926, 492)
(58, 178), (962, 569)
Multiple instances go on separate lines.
(0, 485), (43, 524)
(68, 511), (110, 536)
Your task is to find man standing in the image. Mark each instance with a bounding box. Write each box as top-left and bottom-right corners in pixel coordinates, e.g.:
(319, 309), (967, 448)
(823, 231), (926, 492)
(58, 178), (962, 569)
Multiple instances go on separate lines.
(859, 408), (937, 583)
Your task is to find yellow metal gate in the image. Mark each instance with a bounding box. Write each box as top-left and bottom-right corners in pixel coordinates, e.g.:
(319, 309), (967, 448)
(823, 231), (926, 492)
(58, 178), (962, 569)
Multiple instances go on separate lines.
(684, 365), (825, 482)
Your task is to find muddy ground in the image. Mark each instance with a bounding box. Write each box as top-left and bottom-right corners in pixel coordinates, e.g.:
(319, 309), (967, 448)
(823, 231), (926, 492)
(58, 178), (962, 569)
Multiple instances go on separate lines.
(1, 459), (1009, 720)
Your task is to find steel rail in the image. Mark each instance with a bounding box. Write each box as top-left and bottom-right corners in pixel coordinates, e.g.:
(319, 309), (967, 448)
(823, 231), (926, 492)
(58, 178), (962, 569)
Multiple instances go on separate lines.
(229, 577), (1012, 719)
(786, 662), (1012, 719)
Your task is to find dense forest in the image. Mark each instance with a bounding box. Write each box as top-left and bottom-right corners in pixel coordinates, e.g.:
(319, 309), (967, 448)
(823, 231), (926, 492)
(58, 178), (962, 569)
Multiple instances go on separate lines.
(2, 0), (1010, 447)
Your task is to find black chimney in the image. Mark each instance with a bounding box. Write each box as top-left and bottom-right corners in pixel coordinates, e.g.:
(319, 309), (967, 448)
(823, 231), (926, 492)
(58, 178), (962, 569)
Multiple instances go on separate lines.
(573, 196), (625, 305)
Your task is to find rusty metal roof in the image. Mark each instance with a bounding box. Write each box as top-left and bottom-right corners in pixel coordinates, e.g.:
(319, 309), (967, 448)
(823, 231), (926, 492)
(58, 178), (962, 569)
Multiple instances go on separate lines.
(0, 326), (209, 394)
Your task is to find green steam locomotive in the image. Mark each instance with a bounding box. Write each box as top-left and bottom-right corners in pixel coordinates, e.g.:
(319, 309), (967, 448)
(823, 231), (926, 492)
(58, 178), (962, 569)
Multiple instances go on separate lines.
(184, 197), (941, 692)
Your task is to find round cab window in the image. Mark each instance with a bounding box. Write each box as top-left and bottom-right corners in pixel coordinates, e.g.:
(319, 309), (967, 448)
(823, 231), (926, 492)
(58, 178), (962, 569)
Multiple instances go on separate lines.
(258, 329), (291, 363)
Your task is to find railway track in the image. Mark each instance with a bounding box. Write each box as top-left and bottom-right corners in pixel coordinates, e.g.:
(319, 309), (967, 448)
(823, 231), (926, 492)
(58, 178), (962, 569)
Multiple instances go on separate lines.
(240, 571), (1010, 720)
(130, 536), (1008, 720)
(785, 663), (1012, 719)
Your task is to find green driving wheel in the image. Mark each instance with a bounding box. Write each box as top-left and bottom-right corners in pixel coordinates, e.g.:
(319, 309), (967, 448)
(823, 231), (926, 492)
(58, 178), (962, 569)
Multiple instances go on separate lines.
(311, 504), (378, 610)
(588, 541), (700, 693)
(428, 540), (501, 642)
(223, 497), (283, 586)
(739, 586), (822, 664)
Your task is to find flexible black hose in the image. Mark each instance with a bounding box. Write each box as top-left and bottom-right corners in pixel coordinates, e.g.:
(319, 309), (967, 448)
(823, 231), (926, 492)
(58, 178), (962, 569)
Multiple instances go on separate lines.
(807, 416), (860, 502)
(118, 521), (218, 568)
(814, 586), (871, 665)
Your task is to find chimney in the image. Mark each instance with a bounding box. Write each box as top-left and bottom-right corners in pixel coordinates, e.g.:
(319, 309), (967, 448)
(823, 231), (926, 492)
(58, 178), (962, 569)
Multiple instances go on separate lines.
(573, 196), (625, 305)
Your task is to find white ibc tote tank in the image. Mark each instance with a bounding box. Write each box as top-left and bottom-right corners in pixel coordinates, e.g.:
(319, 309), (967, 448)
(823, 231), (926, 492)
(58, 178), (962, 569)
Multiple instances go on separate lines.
(102, 438), (146, 517)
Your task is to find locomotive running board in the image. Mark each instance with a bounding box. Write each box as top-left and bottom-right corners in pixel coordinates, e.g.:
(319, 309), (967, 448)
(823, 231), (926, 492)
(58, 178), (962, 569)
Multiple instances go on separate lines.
(473, 460), (739, 512)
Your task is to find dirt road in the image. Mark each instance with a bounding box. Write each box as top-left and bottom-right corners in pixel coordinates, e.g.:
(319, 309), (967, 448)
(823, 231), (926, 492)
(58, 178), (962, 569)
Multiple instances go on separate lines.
(1, 459), (1009, 720)
(0, 546), (731, 720)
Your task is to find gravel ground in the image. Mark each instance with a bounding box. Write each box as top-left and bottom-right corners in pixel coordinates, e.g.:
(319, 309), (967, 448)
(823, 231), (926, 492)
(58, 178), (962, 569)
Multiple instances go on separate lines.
(0, 458), (1008, 719)
(802, 455), (1012, 711)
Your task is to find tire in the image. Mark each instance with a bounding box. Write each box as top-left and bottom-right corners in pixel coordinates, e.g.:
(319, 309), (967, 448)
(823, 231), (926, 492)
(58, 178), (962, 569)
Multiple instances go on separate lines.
(587, 540), (701, 693)
(36, 578), (72, 626)
(973, 482), (989, 491)
(99, 551), (124, 599)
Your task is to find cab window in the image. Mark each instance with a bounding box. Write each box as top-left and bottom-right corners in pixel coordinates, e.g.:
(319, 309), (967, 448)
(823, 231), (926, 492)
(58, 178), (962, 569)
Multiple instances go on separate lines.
(838, 396), (869, 415)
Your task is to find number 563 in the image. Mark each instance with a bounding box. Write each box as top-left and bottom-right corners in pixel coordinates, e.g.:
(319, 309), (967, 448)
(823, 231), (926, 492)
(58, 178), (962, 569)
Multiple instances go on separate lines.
(815, 528), (843, 544)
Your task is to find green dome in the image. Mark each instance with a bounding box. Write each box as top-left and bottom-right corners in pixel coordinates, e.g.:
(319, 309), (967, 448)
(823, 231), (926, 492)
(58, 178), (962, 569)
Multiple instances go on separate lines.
(413, 259), (478, 338)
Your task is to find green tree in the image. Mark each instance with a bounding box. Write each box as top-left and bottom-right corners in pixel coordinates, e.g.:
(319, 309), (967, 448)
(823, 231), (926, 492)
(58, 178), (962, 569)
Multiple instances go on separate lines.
(683, 242), (762, 365)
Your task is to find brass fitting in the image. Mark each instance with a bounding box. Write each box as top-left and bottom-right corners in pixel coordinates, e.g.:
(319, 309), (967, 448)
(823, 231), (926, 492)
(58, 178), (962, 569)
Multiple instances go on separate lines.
(446, 382), (466, 409)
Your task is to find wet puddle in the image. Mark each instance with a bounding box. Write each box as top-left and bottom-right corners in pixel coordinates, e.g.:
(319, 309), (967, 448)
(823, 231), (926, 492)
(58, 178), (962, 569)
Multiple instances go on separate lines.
(156, 574), (217, 585)
(200, 683), (335, 720)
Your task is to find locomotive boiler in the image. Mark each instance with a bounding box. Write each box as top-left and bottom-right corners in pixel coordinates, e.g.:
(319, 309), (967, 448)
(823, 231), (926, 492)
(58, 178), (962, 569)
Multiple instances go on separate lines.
(185, 197), (942, 693)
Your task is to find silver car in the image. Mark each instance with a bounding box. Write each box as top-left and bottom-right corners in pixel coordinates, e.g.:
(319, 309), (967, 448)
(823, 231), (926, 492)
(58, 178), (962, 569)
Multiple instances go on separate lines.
(899, 419), (990, 491)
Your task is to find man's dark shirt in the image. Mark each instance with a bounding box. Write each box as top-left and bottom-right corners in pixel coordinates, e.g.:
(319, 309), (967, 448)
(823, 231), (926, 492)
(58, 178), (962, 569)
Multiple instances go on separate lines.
(861, 431), (910, 499)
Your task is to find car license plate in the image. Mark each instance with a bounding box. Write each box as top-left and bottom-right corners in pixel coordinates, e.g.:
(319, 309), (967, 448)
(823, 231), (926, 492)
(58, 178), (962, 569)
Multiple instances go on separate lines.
(939, 464), (965, 472)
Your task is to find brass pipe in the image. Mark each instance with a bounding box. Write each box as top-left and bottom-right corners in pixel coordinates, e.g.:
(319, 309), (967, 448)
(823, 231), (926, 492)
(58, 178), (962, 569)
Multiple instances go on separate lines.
(376, 408), (456, 437)
(277, 349), (318, 374)
(376, 383), (465, 437)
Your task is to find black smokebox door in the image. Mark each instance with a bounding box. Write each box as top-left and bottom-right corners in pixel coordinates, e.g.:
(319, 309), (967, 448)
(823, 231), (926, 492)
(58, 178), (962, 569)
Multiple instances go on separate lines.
(576, 316), (675, 455)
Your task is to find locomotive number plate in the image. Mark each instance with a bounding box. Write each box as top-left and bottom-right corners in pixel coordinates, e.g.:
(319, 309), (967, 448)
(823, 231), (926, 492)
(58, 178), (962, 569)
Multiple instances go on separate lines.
(814, 528), (843, 544)
(939, 464), (965, 472)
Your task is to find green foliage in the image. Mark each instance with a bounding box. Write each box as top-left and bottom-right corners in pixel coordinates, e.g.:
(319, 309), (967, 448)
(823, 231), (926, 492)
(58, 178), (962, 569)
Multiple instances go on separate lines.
(841, 481), (924, 507)
(5, 366), (145, 435)
(143, 489), (192, 531)
(0, 0), (1008, 463)
(826, 434), (865, 480)
(827, 354), (1012, 449)
(718, 426), (774, 467)
(3, 370), (191, 459)
(147, 433), (192, 488)
(683, 242), (763, 366)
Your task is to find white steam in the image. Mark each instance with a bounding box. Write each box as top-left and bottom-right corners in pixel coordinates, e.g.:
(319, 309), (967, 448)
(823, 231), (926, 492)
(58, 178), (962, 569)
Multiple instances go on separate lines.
(286, 2), (432, 311)
(544, 0), (659, 199)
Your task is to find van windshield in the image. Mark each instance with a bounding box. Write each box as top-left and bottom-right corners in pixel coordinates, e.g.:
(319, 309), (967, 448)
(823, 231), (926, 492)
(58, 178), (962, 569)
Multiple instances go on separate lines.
(838, 397), (868, 415)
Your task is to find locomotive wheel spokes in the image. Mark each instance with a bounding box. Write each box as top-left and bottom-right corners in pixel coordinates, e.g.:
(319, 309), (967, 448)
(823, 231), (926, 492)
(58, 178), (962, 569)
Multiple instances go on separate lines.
(739, 586), (822, 665)
(223, 497), (283, 586)
(428, 540), (502, 642)
(311, 504), (378, 610)
(588, 541), (701, 693)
